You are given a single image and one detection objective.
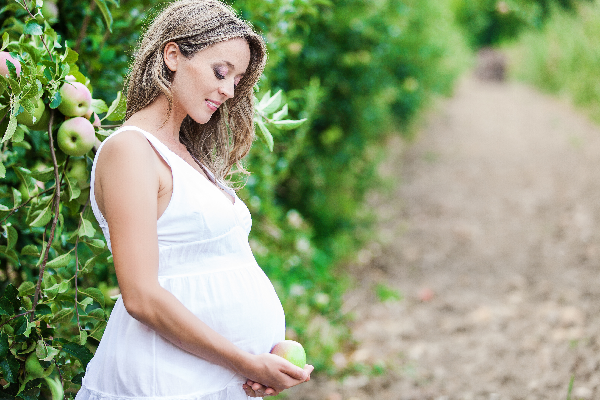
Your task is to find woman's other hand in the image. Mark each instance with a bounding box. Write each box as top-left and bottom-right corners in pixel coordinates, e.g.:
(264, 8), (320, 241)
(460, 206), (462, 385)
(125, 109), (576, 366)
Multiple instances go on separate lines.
(241, 356), (314, 396)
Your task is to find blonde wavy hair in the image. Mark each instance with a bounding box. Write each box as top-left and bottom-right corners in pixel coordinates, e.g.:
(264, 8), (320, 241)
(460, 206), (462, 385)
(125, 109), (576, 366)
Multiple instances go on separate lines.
(125, 0), (266, 182)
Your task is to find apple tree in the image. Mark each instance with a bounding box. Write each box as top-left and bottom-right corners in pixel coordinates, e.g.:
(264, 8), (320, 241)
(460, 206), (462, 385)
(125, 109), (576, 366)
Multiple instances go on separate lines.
(0, 1), (314, 398)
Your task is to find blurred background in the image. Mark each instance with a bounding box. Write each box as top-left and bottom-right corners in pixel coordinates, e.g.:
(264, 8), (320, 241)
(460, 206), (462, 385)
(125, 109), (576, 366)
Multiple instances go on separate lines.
(3, 0), (600, 398)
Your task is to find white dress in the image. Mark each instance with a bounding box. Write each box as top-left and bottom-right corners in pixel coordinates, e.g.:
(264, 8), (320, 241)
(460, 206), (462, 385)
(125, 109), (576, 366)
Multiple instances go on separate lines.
(76, 126), (285, 400)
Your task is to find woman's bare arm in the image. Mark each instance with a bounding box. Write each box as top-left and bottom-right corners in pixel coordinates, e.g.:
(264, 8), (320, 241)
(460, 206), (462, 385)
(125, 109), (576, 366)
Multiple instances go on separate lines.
(95, 130), (311, 392)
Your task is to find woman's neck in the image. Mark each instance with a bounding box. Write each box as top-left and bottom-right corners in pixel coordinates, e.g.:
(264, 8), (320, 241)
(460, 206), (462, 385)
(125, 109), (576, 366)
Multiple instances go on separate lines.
(124, 94), (186, 148)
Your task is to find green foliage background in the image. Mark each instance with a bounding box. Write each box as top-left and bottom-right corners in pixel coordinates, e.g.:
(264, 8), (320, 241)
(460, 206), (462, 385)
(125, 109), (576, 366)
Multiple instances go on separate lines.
(506, 0), (600, 123)
(0, 0), (474, 398)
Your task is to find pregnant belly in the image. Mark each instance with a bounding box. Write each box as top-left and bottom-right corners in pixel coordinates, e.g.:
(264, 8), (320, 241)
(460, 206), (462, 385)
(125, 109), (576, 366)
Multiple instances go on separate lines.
(159, 262), (286, 354)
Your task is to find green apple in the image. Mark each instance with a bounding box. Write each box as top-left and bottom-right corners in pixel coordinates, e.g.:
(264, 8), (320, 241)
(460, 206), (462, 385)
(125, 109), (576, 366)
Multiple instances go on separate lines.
(0, 51), (21, 77)
(57, 81), (92, 117)
(270, 340), (307, 368)
(30, 105), (51, 131)
(17, 98), (46, 127)
(66, 157), (89, 185)
(57, 117), (96, 156)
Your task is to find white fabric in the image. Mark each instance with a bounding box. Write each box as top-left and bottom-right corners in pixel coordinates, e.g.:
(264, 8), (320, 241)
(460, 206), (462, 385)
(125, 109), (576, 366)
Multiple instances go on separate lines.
(78, 126), (285, 400)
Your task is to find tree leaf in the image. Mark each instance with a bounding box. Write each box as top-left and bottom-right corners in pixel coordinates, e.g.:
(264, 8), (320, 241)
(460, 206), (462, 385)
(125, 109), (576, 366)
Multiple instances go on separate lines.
(272, 118), (307, 130)
(79, 287), (105, 308)
(0, 353), (20, 383)
(104, 91), (126, 121)
(3, 114), (17, 142)
(5, 225), (17, 250)
(1, 32), (8, 51)
(91, 98), (108, 114)
(31, 166), (55, 182)
(273, 103), (289, 120)
(86, 308), (105, 320)
(18, 281), (35, 297)
(29, 202), (53, 228)
(61, 342), (93, 368)
(21, 244), (40, 257)
(65, 174), (81, 201)
(50, 308), (73, 324)
(61, 47), (78, 64)
(89, 321), (106, 341)
(24, 20), (44, 35)
(258, 90), (283, 114)
(78, 218), (96, 238)
(49, 90), (61, 109)
(0, 160), (5, 178)
(93, 0), (113, 33)
(45, 252), (72, 269)
(255, 118), (273, 151)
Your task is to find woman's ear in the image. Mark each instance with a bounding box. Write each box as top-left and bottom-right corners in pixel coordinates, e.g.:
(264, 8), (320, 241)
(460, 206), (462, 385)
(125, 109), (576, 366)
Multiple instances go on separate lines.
(163, 42), (180, 72)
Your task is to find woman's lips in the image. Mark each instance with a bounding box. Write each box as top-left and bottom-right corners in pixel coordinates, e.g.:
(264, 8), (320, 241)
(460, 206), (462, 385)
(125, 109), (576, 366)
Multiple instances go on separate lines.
(206, 99), (220, 111)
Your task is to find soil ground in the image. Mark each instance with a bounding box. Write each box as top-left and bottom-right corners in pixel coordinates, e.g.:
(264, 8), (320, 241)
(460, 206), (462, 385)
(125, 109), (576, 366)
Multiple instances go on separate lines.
(286, 73), (600, 399)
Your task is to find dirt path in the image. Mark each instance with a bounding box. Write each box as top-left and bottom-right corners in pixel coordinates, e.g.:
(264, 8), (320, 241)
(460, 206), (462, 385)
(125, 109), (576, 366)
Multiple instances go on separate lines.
(287, 74), (600, 399)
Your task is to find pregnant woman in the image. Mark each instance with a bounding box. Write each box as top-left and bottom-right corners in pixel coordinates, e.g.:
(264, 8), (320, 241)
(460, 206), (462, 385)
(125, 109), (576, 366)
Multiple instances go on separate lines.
(75, 1), (313, 398)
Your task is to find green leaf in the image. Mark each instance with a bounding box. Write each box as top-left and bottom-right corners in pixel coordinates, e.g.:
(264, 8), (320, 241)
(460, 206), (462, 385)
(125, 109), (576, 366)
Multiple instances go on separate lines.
(21, 244), (40, 257)
(49, 91), (61, 109)
(78, 218), (96, 238)
(24, 20), (44, 35)
(89, 321), (106, 341)
(61, 47), (78, 64)
(61, 342), (93, 368)
(104, 91), (126, 121)
(46, 252), (72, 269)
(258, 89), (283, 114)
(79, 287), (105, 308)
(255, 118), (273, 151)
(50, 308), (73, 324)
(36, 341), (59, 362)
(18, 281), (35, 297)
(272, 118), (307, 130)
(94, 0), (113, 32)
(91, 98), (109, 114)
(29, 202), (53, 227)
(272, 104), (289, 120)
(30, 166), (55, 182)
(0, 333), (8, 358)
(0, 161), (5, 178)
(66, 174), (81, 201)
(34, 303), (52, 316)
(12, 187), (21, 208)
(3, 114), (17, 142)
(1, 32), (8, 51)
(86, 308), (105, 320)
(0, 353), (20, 383)
(5, 225), (17, 250)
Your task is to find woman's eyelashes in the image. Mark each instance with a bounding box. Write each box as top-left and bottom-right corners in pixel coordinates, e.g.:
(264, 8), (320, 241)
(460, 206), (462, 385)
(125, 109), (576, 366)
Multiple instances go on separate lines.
(213, 67), (227, 80)
(213, 66), (241, 88)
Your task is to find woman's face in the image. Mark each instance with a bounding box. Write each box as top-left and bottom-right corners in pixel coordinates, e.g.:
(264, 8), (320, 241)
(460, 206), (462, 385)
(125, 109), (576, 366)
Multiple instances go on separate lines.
(165, 37), (251, 124)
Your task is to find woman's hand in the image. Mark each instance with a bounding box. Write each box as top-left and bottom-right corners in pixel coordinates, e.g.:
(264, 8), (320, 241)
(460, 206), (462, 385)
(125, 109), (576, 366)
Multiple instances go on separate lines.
(240, 355), (314, 396)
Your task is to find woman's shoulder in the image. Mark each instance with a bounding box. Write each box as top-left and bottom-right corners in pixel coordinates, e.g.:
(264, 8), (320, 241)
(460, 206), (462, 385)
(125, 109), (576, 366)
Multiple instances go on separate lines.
(95, 128), (160, 180)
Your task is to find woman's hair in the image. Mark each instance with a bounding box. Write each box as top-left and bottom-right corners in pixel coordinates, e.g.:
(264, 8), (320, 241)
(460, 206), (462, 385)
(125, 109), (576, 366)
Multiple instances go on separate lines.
(125, 0), (266, 183)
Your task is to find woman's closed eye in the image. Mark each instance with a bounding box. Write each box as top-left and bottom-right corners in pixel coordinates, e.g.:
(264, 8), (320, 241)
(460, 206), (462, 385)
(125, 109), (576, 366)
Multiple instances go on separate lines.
(214, 67), (227, 80)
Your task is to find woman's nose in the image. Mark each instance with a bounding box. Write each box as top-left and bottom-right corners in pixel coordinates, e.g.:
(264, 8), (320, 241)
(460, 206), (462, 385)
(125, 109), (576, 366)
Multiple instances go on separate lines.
(219, 80), (235, 99)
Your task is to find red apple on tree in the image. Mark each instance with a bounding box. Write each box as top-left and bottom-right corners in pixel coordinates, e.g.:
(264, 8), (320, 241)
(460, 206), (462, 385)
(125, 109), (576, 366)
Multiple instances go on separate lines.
(57, 117), (96, 156)
(0, 52), (21, 77)
(57, 81), (92, 117)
